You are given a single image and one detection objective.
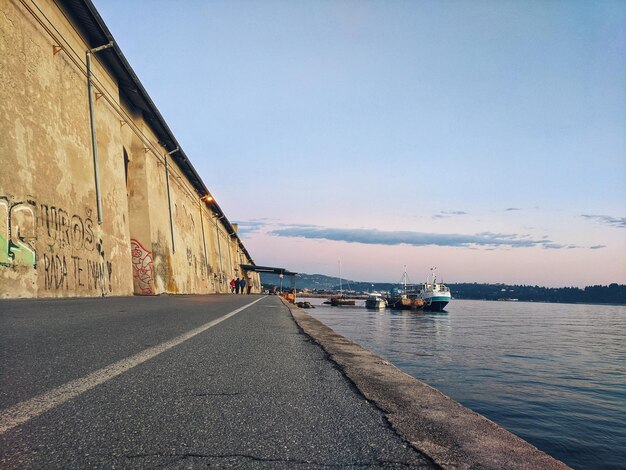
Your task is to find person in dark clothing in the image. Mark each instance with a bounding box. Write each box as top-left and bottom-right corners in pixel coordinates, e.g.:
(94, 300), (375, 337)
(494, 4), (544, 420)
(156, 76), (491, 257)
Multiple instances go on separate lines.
(235, 277), (241, 294)
(239, 278), (246, 294)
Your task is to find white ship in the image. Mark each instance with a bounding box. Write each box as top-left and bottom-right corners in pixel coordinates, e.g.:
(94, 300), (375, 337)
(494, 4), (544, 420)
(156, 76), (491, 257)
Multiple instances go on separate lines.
(365, 293), (387, 309)
(419, 268), (451, 311)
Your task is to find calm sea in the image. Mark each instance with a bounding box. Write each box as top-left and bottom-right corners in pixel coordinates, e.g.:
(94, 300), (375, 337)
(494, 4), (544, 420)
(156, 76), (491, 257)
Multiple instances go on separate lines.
(304, 298), (626, 470)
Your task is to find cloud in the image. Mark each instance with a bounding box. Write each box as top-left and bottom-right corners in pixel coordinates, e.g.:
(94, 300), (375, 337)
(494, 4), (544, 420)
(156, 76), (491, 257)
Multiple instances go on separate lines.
(269, 225), (571, 249)
(589, 245), (607, 250)
(232, 220), (268, 236)
(505, 207), (521, 211)
(432, 210), (467, 219)
(581, 214), (626, 228)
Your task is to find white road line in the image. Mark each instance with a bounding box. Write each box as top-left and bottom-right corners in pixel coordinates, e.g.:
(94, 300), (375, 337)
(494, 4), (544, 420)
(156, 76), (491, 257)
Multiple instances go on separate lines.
(0, 296), (266, 434)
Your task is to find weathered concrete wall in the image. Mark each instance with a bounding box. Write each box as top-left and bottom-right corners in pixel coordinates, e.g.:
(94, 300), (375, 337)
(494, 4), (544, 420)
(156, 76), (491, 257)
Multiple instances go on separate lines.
(0, 0), (258, 298)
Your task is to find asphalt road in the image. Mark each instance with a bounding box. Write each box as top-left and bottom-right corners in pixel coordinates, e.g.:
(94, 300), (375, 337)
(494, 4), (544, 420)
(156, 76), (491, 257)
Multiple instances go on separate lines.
(0, 294), (434, 468)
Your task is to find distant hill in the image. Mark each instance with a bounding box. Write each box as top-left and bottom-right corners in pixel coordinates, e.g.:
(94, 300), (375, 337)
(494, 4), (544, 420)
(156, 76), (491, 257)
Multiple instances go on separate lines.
(259, 272), (626, 305)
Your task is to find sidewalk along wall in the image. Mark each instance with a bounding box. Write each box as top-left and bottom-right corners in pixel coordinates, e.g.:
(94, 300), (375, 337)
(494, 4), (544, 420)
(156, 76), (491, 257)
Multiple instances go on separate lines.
(0, 0), (133, 298)
(0, 0), (257, 298)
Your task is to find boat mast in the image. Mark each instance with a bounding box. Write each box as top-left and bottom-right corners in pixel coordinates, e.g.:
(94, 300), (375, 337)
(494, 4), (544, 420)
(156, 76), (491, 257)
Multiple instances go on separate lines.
(403, 265), (407, 294)
(430, 266), (437, 285)
(339, 260), (342, 295)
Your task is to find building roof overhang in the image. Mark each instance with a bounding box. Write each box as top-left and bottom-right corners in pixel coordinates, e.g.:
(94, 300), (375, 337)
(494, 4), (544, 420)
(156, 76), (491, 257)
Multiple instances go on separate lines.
(239, 265), (298, 276)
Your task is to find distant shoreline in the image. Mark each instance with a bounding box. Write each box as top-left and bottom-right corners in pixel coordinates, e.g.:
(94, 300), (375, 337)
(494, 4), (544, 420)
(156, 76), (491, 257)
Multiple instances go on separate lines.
(295, 293), (625, 307)
(261, 273), (625, 306)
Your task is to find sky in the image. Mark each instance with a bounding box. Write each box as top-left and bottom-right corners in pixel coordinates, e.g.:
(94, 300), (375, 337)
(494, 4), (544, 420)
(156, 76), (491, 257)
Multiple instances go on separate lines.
(93, 0), (625, 287)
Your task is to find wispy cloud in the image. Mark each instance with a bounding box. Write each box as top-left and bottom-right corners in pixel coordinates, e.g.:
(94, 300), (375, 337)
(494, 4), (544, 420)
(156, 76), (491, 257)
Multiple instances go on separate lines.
(270, 225), (574, 249)
(505, 207), (521, 211)
(432, 210), (467, 219)
(233, 220), (319, 237)
(232, 220), (268, 236)
(581, 214), (626, 228)
(589, 245), (607, 250)
(542, 243), (580, 250)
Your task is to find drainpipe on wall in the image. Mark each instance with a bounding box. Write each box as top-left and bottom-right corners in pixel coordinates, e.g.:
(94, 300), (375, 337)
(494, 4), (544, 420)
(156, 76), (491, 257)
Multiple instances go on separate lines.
(86, 41), (114, 225)
(227, 234), (234, 282)
(164, 147), (179, 253)
(199, 202), (209, 287)
(215, 216), (224, 291)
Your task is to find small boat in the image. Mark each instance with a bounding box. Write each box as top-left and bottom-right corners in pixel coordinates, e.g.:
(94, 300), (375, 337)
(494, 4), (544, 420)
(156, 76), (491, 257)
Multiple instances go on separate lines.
(365, 293), (387, 309)
(330, 296), (356, 306)
(418, 268), (451, 311)
(328, 260), (355, 306)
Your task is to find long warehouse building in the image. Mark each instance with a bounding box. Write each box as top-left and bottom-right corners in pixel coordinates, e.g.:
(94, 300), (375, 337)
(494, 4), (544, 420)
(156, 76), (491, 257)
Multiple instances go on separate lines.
(0, 0), (260, 298)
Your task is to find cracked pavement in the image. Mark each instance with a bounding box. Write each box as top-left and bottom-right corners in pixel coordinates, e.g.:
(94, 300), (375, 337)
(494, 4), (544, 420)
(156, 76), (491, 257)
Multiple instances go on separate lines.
(0, 295), (435, 468)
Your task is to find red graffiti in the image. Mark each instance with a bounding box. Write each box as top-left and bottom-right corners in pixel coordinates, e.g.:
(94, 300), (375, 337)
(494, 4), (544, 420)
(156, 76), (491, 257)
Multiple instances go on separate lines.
(130, 239), (154, 295)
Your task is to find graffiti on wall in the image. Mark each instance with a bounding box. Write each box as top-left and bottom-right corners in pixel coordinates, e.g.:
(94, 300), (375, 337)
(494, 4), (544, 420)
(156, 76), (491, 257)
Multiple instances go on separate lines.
(40, 204), (95, 251)
(131, 238), (154, 295)
(43, 253), (112, 292)
(1, 195), (114, 294)
(0, 197), (37, 267)
(0, 196), (37, 268)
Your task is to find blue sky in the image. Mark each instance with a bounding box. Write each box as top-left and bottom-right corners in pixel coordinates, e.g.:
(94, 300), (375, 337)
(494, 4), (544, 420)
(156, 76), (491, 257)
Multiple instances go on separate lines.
(94, 0), (625, 286)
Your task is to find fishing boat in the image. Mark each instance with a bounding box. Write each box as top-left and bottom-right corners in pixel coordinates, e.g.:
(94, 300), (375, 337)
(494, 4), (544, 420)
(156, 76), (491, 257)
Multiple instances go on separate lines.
(418, 268), (451, 311)
(365, 293), (387, 309)
(385, 267), (425, 310)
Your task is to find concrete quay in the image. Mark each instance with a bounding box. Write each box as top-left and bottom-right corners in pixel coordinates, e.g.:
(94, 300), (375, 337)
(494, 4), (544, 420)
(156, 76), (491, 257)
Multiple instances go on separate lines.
(0, 295), (568, 468)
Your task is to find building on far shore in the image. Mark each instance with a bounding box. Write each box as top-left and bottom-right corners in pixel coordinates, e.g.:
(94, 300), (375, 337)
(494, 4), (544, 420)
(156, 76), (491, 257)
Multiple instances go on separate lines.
(0, 0), (260, 298)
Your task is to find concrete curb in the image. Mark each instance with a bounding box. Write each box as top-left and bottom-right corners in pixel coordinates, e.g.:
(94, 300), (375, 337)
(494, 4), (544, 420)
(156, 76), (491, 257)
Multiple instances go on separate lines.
(283, 300), (570, 470)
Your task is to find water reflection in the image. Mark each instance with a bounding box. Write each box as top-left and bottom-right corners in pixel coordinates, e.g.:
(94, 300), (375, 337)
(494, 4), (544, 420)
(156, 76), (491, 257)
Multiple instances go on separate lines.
(304, 298), (626, 470)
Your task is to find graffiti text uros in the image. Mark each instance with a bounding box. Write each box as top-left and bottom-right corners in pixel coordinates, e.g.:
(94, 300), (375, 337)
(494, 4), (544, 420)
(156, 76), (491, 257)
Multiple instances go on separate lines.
(40, 204), (95, 251)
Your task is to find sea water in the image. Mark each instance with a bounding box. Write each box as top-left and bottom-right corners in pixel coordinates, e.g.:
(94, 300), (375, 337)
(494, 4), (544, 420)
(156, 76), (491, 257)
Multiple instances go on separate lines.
(304, 298), (626, 470)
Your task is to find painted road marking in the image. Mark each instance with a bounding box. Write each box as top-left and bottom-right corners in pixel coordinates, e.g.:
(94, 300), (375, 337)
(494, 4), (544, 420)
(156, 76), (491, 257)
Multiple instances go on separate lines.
(0, 296), (266, 434)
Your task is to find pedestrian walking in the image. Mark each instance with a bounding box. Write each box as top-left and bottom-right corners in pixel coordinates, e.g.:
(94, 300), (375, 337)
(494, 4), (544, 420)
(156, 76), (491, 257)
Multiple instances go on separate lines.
(235, 277), (240, 294)
(247, 278), (252, 295)
(230, 278), (236, 293)
(239, 278), (246, 294)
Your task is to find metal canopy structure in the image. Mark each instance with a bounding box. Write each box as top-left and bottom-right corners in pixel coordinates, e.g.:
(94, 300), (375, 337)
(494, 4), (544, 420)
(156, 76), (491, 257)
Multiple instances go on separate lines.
(239, 265), (298, 292)
(239, 265), (297, 276)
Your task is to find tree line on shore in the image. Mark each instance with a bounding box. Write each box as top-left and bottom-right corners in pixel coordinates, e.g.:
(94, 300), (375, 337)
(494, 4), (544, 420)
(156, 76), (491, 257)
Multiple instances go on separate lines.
(260, 273), (625, 305)
(445, 283), (624, 304)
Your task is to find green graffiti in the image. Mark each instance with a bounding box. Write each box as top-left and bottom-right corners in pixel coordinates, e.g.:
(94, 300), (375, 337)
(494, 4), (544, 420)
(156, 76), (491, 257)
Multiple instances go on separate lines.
(0, 234), (8, 265)
(1, 235), (37, 267)
(10, 239), (37, 267)
(1, 197), (37, 268)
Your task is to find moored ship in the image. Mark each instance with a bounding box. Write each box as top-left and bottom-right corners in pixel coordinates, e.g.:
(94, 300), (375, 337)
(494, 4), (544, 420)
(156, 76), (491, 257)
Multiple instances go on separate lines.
(365, 293), (388, 309)
(385, 267), (425, 310)
(418, 268), (451, 311)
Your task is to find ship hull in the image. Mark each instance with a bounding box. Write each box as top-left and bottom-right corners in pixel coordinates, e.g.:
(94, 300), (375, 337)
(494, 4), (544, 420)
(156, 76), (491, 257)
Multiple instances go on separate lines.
(422, 295), (450, 311)
(365, 298), (387, 309)
(386, 296), (424, 310)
